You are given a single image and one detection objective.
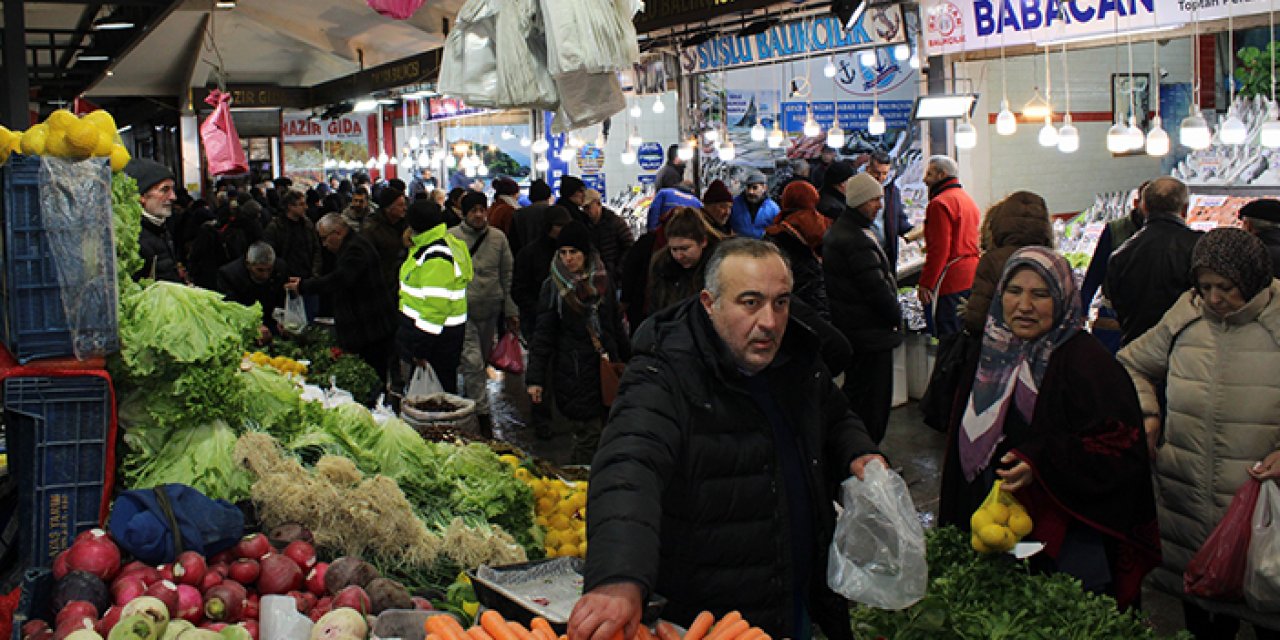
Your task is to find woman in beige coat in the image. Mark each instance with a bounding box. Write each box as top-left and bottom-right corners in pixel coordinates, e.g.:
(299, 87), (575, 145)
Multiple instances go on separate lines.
(1119, 228), (1280, 638)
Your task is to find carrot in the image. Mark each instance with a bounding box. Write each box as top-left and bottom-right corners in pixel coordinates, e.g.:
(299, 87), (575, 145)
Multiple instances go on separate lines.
(427, 635), (443, 640)
(530, 618), (556, 640)
(705, 613), (742, 640)
(636, 626), (657, 640)
(708, 620), (748, 640)
(468, 627), (497, 640)
(656, 622), (682, 640)
(427, 615), (469, 640)
(684, 612), (716, 640)
(481, 611), (521, 640)
(508, 621), (536, 640)
(734, 628), (765, 640)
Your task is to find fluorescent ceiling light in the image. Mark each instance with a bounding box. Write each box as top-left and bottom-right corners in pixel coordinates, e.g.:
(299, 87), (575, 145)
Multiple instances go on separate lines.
(215, 0), (237, 9)
(92, 17), (134, 30)
(377, 98), (397, 105)
(353, 100), (379, 112)
(832, 0), (865, 31)
(78, 55), (110, 62)
(912, 94), (978, 120)
(1036, 23), (1182, 47)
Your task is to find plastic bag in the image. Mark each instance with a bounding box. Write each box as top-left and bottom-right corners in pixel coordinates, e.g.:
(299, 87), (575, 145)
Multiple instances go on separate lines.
(552, 70), (626, 132)
(489, 331), (525, 374)
(260, 595), (312, 640)
(493, 0), (559, 110)
(200, 90), (249, 176)
(827, 459), (927, 610)
(37, 156), (121, 359)
(1245, 480), (1280, 611)
(970, 479), (1034, 554)
(405, 364), (444, 398)
(437, 0), (500, 108)
(1185, 477), (1261, 600)
(539, 0), (640, 76)
(366, 0), (426, 19)
(282, 290), (307, 334)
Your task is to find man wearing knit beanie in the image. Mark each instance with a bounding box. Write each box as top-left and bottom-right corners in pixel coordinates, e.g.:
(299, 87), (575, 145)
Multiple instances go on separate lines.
(817, 160), (856, 220)
(557, 175), (588, 221)
(1239, 198), (1280, 277)
(555, 219), (593, 256)
(701, 179), (734, 234)
(729, 169), (781, 238)
(125, 158), (184, 283)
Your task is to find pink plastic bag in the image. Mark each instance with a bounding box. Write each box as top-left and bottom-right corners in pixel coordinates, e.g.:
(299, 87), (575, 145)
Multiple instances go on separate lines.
(488, 331), (525, 374)
(1185, 477), (1262, 600)
(200, 90), (248, 176)
(366, 0), (426, 19)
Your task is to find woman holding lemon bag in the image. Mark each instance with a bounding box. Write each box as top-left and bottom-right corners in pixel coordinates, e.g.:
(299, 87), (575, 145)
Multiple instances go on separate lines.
(938, 247), (1160, 609)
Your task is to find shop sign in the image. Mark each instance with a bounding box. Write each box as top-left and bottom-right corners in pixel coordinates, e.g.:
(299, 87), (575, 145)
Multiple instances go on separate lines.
(582, 175), (606, 194)
(638, 174), (657, 186)
(428, 97), (486, 121)
(578, 145), (606, 175)
(637, 143), (665, 171)
(922, 0), (1277, 56)
(281, 114), (367, 142)
(781, 100), (913, 131)
(543, 112), (570, 189)
(194, 85), (308, 109)
(680, 5), (908, 75)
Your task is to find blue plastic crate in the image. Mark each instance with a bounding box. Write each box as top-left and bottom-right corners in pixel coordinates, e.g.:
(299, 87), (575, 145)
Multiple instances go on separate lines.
(10, 568), (52, 640)
(4, 374), (113, 573)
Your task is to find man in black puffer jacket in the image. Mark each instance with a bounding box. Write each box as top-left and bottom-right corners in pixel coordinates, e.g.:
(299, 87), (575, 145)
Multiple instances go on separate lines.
(815, 160), (854, 221)
(569, 239), (883, 640)
(824, 174), (902, 444)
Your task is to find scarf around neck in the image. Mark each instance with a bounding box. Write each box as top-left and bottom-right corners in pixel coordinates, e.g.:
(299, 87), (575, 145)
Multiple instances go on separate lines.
(550, 251), (610, 315)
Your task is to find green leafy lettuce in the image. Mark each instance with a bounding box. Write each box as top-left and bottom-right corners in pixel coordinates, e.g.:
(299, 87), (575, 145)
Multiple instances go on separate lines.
(122, 418), (253, 503)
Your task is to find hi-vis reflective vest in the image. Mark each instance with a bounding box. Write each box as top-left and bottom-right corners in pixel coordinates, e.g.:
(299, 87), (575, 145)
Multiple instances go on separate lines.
(399, 223), (473, 334)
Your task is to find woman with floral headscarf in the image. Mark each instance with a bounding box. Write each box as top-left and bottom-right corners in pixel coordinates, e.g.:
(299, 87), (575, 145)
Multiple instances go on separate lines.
(940, 246), (1160, 609)
(1120, 228), (1280, 637)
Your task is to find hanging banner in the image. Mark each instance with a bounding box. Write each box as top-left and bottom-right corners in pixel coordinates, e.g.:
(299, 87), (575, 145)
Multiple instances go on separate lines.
(922, 0), (1276, 56)
(680, 5), (908, 75)
(281, 114), (372, 187)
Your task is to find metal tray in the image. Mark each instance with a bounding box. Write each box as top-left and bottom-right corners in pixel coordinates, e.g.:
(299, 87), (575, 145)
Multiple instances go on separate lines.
(469, 558), (666, 633)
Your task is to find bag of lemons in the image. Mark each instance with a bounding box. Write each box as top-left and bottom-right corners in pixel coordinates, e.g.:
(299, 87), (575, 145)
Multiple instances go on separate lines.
(970, 480), (1034, 554)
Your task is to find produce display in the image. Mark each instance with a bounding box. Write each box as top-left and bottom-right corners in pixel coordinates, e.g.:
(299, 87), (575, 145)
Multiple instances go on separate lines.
(504, 459), (587, 559)
(428, 608), (769, 640)
(0, 109), (131, 171)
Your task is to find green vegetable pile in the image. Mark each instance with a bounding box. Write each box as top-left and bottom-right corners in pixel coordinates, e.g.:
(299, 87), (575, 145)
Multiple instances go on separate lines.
(850, 527), (1190, 640)
(110, 172), (143, 298)
(267, 327), (381, 403)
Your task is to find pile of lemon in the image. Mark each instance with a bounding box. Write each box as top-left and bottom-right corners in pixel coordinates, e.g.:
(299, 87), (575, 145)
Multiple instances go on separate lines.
(0, 109), (131, 171)
(500, 455), (589, 558)
(971, 499), (1034, 554)
(244, 351), (308, 376)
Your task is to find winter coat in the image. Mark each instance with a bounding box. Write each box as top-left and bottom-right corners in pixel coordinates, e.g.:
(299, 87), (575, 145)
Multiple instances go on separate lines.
(962, 195), (1055, 334)
(1118, 282), (1280, 624)
(340, 203), (377, 233)
(526, 276), (627, 420)
(513, 238), (557, 340)
(654, 162), (684, 191)
(823, 209), (902, 353)
(137, 218), (183, 283)
(511, 203), (551, 256)
(188, 214), (263, 290)
(584, 298), (877, 640)
(585, 206), (635, 282)
(263, 215), (321, 279)
(216, 258), (288, 329)
(299, 233), (397, 351)
(1105, 214), (1202, 345)
(489, 198), (518, 238)
(647, 249), (709, 317)
(920, 178), (980, 296)
(766, 229), (829, 319)
(881, 181), (913, 269)
(361, 210), (409, 294)
(449, 223), (517, 319)
(729, 195), (781, 239)
(1257, 227), (1280, 279)
(816, 185), (846, 221)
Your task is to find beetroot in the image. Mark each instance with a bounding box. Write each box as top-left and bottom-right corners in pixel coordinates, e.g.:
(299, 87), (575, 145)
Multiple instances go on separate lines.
(54, 602), (98, 630)
(234, 534), (271, 560)
(256, 555), (302, 595)
(52, 551), (70, 580)
(94, 606), (121, 637)
(228, 559), (259, 586)
(282, 541), (316, 572)
(144, 580), (180, 618)
(331, 586), (371, 614)
(365, 578), (411, 614)
(305, 563), (328, 596)
(52, 571), (109, 614)
(111, 574), (147, 606)
(203, 582), (246, 622)
(176, 584), (203, 623)
(411, 596), (434, 610)
(323, 557), (377, 594)
(173, 552), (207, 587)
(64, 531), (120, 582)
(268, 523), (312, 546)
(200, 571), (224, 593)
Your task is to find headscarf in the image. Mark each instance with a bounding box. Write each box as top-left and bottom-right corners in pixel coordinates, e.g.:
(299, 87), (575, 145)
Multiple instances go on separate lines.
(959, 247), (1084, 481)
(1191, 227), (1274, 302)
(767, 181), (830, 251)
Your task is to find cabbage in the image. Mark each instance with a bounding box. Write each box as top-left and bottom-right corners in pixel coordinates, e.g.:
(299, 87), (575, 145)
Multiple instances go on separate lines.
(118, 282), (260, 378)
(239, 366), (304, 432)
(124, 419), (253, 503)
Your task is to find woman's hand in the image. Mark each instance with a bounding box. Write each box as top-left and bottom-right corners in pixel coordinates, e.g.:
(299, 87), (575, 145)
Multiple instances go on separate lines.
(1250, 450), (1280, 480)
(1144, 415), (1162, 460)
(996, 452), (1033, 492)
(528, 385), (543, 404)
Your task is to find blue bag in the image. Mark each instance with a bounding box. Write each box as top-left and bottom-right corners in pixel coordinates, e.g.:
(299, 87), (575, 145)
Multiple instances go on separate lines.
(107, 484), (244, 564)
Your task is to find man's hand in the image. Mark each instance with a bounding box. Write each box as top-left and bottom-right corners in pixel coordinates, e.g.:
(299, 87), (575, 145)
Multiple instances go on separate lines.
(1143, 415), (1162, 461)
(256, 325), (272, 344)
(1250, 450), (1280, 480)
(567, 581), (644, 640)
(528, 385), (544, 404)
(284, 277), (301, 293)
(507, 316), (520, 333)
(850, 454), (888, 480)
(917, 287), (934, 306)
(996, 452), (1033, 491)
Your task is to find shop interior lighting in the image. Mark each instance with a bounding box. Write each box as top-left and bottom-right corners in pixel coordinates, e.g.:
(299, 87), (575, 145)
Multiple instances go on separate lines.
(78, 54), (111, 62)
(1261, 1), (1280, 148)
(911, 94), (977, 120)
(559, 146), (576, 162)
(106, 70), (114, 76)
(1180, 5), (1211, 150)
(705, 127), (719, 143)
(401, 156), (415, 169)
(1145, 116), (1170, 155)
(955, 118), (977, 150)
(566, 132), (584, 148)
(377, 152), (389, 165)
(1106, 120), (1129, 153)
(652, 96), (666, 114)
(868, 107), (886, 135)
(365, 158), (377, 169)
(478, 164), (489, 176)
(859, 49), (877, 68)
(803, 109), (821, 138)
(827, 117), (846, 149)
(416, 150), (431, 167)
(628, 130), (642, 148)
(620, 147), (637, 165)
(823, 57), (837, 79)
(535, 156), (550, 172)
(1057, 41), (1078, 153)
(353, 100), (379, 113)
(1219, 3), (1247, 145)
(409, 135), (422, 149)
(445, 154), (458, 168)
(1119, 35), (1146, 151)
(676, 137), (695, 161)
(465, 165), (477, 178)
(92, 11), (135, 30)
(909, 53), (920, 69)
(388, 156), (398, 165)
(531, 138), (550, 154)
(215, 0), (236, 8)
(893, 44), (911, 62)
(519, 134), (532, 147)
(629, 103), (642, 118)
(767, 118), (785, 148)
(832, 0), (865, 31)
(1038, 116), (1058, 147)
(501, 128), (515, 140)
(750, 119), (767, 142)
(995, 37), (1016, 135)
(718, 139), (736, 162)
(324, 158), (337, 169)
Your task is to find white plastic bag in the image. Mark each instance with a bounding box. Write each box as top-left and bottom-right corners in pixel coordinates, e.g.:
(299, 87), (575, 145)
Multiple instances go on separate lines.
(493, 0), (559, 109)
(437, 0), (500, 107)
(827, 459), (927, 610)
(405, 364), (444, 398)
(260, 595), (312, 640)
(282, 290), (307, 334)
(1245, 480), (1280, 611)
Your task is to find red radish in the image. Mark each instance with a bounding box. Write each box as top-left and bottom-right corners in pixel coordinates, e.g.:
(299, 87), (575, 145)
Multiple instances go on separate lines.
(64, 531), (121, 582)
(242, 594), (259, 620)
(94, 606), (121, 637)
(299, 592), (317, 613)
(256, 555), (302, 595)
(234, 534), (271, 560)
(176, 584), (204, 623)
(228, 559), (259, 585)
(305, 563), (328, 596)
(22, 619), (50, 639)
(209, 550), (236, 566)
(54, 602), (98, 629)
(173, 551), (207, 587)
(29, 631), (53, 640)
(241, 619), (259, 640)
(331, 586), (370, 613)
(73, 529), (106, 544)
(200, 570), (224, 592)
(282, 541), (316, 571)
(411, 596), (434, 610)
(117, 561), (147, 578)
(111, 574), (147, 606)
(52, 550), (70, 580)
(51, 618), (92, 640)
(308, 597), (332, 623)
(144, 580), (180, 617)
(203, 582), (246, 622)
(117, 564), (160, 586)
(210, 564), (229, 578)
(157, 564), (176, 582)
(286, 591), (311, 614)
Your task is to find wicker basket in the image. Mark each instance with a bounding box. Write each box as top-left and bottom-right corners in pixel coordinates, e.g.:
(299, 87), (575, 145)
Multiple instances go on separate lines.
(401, 392), (479, 439)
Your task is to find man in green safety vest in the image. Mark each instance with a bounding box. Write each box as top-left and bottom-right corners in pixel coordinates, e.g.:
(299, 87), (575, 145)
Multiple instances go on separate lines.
(397, 199), (473, 394)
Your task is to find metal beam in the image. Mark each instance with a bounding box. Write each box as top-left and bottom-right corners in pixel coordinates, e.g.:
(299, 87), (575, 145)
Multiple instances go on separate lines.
(3, 0), (31, 127)
(55, 3), (103, 77)
(23, 0), (169, 5)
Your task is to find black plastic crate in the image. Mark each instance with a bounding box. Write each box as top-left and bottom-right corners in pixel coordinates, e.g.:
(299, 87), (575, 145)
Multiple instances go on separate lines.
(4, 374), (113, 572)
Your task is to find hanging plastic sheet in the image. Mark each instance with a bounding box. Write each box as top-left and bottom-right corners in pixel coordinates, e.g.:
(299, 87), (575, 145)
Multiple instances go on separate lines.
(552, 70), (626, 132)
(438, 0), (501, 108)
(200, 91), (249, 176)
(538, 0), (640, 76)
(493, 0), (559, 110)
(366, 0), (427, 19)
(37, 156), (121, 359)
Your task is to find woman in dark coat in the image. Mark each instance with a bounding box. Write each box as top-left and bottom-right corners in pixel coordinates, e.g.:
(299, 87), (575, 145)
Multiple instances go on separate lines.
(647, 207), (722, 317)
(526, 221), (628, 464)
(765, 180), (832, 319)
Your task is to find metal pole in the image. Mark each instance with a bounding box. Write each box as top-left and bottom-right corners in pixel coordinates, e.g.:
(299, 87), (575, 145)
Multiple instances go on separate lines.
(2, 1), (31, 129)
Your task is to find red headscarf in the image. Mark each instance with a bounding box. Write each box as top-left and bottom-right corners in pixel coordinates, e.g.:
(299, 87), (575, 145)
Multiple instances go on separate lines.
(766, 181), (830, 251)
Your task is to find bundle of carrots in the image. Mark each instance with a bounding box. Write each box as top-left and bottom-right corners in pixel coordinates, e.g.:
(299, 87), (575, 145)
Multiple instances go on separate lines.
(424, 609), (771, 640)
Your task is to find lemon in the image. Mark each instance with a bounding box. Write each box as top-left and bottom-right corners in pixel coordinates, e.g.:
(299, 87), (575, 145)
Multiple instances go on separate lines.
(535, 515), (549, 528)
(544, 530), (563, 548)
(560, 530), (580, 547)
(499, 454), (520, 468)
(970, 509), (994, 533)
(21, 125), (49, 155)
(985, 502), (1010, 525)
(536, 496), (556, 515)
(528, 478), (545, 497)
(1009, 512), (1033, 537)
(578, 541), (587, 556)
(569, 491), (588, 510)
(544, 546), (559, 558)
(556, 499), (579, 518)
(514, 467), (531, 482)
(45, 130), (71, 158)
(1001, 528), (1018, 551)
(92, 129), (114, 157)
(66, 120), (99, 156)
(46, 109), (78, 132)
(549, 514), (571, 531)
(971, 534), (992, 554)
(82, 110), (117, 137)
(5, 131), (21, 155)
(557, 543), (579, 558)
(978, 524), (1009, 548)
(109, 144), (131, 172)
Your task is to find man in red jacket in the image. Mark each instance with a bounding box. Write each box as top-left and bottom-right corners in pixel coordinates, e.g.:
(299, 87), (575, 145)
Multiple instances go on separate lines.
(919, 155), (980, 337)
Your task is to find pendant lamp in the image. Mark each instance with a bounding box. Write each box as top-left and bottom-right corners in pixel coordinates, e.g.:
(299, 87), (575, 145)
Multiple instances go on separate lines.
(1106, 121), (1130, 153)
(751, 119), (767, 142)
(827, 117), (846, 149)
(718, 139), (737, 162)
(1262, 3), (1280, 147)
(955, 118), (977, 150)
(823, 57), (837, 78)
(1038, 117), (1059, 147)
(535, 156), (549, 172)
(1180, 5), (1211, 149)
(652, 96), (666, 114)
(803, 108), (821, 137)
(531, 138), (550, 154)
(630, 103), (642, 118)
(767, 120), (785, 148)
(620, 147), (637, 165)
(1058, 115), (1080, 153)
(1146, 40), (1170, 156)
(996, 40), (1016, 135)
(1220, 3), (1247, 145)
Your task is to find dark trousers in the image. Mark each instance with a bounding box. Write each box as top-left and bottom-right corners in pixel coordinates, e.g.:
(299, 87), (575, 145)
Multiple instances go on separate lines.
(926, 289), (969, 338)
(350, 334), (396, 388)
(842, 348), (894, 444)
(396, 320), (466, 395)
(1183, 601), (1280, 640)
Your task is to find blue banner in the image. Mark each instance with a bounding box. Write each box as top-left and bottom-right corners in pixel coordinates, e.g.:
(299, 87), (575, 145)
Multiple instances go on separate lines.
(637, 143), (665, 171)
(582, 175), (606, 194)
(781, 100), (914, 131)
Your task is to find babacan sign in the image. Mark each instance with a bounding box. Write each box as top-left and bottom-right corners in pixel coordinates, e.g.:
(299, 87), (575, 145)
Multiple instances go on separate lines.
(923, 0), (1278, 55)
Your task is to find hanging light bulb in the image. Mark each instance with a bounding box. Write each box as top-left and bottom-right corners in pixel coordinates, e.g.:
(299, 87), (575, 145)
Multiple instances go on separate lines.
(750, 119), (767, 142)
(501, 128), (515, 140)
(477, 163), (490, 176)
(705, 127), (719, 143)
(535, 156), (549, 172)
(401, 155), (415, 169)
(908, 53), (920, 69)
(324, 158), (337, 169)
(955, 120), (977, 150)
(445, 155), (458, 169)
(859, 49), (876, 67)
(409, 135), (422, 149)
(531, 138), (550, 154)
(377, 152), (389, 165)
(630, 103), (642, 118)
(767, 121), (785, 148)
(1261, 101), (1280, 148)
(1022, 89), (1051, 120)
(652, 96), (666, 114)
(676, 137), (695, 161)
(1180, 108), (1211, 149)
(1219, 107), (1248, 145)
(1057, 114), (1079, 153)
(894, 44), (911, 61)
(628, 130), (642, 148)
(365, 158), (378, 169)
(1106, 121), (1130, 154)
(464, 165), (477, 178)
(1037, 117), (1058, 147)
(996, 99), (1017, 136)
(1124, 116), (1146, 151)
(519, 134), (532, 147)
(802, 110), (821, 138)
(559, 146), (576, 162)
(827, 118), (846, 149)
(867, 106), (886, 136)
(567, 132), (584, 148)
(417, 150), (431, 167)
(823, 57), (837, 78)
(718, 140), (737, 162)
(620, 147), (637, 165)
(1145, 115), (1170, 156)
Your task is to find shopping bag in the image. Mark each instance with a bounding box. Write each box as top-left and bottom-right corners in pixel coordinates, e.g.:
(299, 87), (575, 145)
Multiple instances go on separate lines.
(598, 356), (625, 406)
(281, 290), (307, 334)
(1245, 480), (1280, 611)
(199, 90), (248, 176)
(827, 459), (927, 610)
(1185, 477), (1262, 600)
(919, 330), (977, 433)
(970, 480), (1034, 553)
(366, 0), (426, 19)
(405, 364), (444, 398)
(488, 331), (525, 374)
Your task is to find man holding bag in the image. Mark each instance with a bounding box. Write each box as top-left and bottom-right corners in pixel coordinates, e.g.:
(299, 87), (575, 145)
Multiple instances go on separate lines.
(568, 239), (884, 640)
(398, 200), (473, 395)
